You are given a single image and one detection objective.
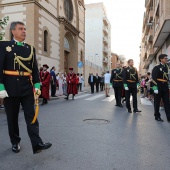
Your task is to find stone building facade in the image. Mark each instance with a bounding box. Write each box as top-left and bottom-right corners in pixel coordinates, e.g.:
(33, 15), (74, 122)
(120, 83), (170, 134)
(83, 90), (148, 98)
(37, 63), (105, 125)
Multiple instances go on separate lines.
(0, 0), (85, 74)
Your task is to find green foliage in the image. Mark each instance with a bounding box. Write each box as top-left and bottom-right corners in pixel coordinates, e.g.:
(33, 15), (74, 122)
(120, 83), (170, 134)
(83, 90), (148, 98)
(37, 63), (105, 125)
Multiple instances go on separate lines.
(0, 16), (9, 40)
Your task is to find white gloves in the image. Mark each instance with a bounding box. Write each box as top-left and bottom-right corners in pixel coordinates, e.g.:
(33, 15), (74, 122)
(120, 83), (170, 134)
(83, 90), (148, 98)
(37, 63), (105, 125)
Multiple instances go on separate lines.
(154, 90), (158, 94)
(0, 90), (8, 98)
(125, 87), (129, 91)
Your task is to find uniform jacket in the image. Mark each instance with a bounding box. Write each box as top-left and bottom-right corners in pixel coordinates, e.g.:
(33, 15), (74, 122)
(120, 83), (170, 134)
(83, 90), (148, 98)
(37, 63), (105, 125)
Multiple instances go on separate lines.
(110, 68), (123, 88)
(152, 63), (169, 89)
(123, 66), (138, 88)
(88, 75), (96, 84)
(0, 40), (39, 96)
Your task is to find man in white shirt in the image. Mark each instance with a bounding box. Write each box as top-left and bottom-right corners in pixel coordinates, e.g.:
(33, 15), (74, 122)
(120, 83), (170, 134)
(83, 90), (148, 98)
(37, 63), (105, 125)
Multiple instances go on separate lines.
(104, 71), (111, 97)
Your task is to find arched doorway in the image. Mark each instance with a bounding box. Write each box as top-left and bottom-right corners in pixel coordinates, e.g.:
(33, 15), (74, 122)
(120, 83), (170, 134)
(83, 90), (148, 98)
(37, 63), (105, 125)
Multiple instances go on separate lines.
(64, 37), (70, 73)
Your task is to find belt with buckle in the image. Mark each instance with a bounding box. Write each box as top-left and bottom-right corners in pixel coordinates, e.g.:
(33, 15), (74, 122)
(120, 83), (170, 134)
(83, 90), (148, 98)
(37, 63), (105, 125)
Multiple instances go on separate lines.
(114, 79), (123, 82)
(3, 70), (31, 76)
(127, 80), (135, 83)
(157, 78), (168, 82)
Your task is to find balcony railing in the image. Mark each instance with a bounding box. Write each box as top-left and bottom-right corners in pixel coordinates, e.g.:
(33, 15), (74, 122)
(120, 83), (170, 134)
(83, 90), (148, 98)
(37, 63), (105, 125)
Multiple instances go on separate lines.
(103, 57), (108, 63)
(103, 17), (108, 26)
(103, 36), (108, 45)
(103, 47), (108, 54)
(103, 26), (108, 35)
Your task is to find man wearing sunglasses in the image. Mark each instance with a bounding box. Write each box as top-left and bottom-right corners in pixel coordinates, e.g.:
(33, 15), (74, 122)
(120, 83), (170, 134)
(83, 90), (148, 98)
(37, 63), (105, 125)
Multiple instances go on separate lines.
(152, 54), (170, 122)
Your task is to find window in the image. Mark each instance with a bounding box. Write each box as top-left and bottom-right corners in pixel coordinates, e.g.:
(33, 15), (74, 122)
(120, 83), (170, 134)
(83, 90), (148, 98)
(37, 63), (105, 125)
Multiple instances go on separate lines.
(80, 51), (83, 61)
(64, 37), (70, 51)
(44, 30), (48, 52)
(64, 0), (73, 21)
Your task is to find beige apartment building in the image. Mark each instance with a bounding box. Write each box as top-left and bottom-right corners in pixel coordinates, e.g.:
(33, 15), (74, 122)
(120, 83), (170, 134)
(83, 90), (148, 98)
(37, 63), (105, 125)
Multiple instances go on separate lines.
(0, 0), (85, 74)
(85, 2), (111, 83)
(140, 0), (170, 74)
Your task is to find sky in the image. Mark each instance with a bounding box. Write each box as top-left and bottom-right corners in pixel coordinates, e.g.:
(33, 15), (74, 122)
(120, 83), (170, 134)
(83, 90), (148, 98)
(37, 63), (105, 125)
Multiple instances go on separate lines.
(84, 0), (145, 67)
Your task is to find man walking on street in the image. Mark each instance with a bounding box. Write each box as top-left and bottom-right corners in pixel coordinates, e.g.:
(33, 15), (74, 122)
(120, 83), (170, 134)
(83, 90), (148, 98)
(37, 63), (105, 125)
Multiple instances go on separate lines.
(40, 64), (51, 105)
(0, 21), (52, 154)
(123, 59), (141, 113)
(65, 67), (78, 100)
(111, 63), (123, 107)
(88, 73), (96, 94)
(95, 73), (100, 93)
(50, 66), (57, 97)
(152, 54), (170, 122)
(104, 71), (111, 97)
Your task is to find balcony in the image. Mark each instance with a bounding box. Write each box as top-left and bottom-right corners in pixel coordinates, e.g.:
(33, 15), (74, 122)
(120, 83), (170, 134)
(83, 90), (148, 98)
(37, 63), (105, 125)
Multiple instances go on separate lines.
(153, 11), (170, 47)
(103, 57), (108, 63)
(103, 26), (108, 35)
(103, 47), (108, 54)
(147, 46), (154, 59)
(103, 17), (108, 26)
(148, 8), (154, 21)
(146, 28), (153, 43)
(103, 36), (108, 45)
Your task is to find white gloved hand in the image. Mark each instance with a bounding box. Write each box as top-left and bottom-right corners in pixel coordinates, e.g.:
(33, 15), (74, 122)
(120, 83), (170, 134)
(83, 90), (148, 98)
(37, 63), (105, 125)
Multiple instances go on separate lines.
(0, 90), (8, 98)
(154, 90), (158, 94)
(125, 87), (129, 91)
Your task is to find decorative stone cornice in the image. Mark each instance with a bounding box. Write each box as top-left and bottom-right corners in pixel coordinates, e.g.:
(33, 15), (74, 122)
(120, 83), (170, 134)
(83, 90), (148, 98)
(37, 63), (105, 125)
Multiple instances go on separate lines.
(78, 1), (85, 10)
(58, 16), (80, 36)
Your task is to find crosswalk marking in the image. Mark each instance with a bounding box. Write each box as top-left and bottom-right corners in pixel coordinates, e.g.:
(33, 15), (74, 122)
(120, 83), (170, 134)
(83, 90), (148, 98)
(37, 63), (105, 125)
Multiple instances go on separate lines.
(75, 94), (91, 99)
(85, 94), (105, 101)
(102, 95), (115, 102)
(140, 98), (152, 105)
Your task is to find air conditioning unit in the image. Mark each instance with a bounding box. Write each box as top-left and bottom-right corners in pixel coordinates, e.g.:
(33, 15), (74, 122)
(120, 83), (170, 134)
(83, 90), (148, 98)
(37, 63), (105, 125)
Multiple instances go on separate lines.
(147, 22), (153, 26)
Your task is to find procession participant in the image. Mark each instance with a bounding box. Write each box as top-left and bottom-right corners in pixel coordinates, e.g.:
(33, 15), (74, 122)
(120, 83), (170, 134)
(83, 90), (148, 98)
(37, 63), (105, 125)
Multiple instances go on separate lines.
(123, 59), (141, 113)
(110, 63), (123, 107)
(39, 64), (51, 105)
(152, 54), (170, 122)
(0, 21), (52, 154)
(65, 67), (78, 100)
(88, 73), (96, 94)
(50, 66), (57, 97)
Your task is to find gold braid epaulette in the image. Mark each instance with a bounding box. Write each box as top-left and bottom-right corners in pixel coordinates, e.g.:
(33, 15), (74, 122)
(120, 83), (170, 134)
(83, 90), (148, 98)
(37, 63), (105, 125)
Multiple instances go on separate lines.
(14, 45), (33, 73)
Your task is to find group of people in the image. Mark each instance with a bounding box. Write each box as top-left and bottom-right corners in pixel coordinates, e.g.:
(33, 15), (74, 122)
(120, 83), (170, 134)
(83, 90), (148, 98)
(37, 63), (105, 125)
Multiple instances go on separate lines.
(39, 65), (85, 105)
(110, 56), (170, 123)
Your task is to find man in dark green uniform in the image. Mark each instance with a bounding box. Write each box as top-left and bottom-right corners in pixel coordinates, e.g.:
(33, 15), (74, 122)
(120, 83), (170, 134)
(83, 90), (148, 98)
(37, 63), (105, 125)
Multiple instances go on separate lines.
(123, 59), (141, 113)
(152, 54), (170, 122)
(110, 63), (123, 107)
(0, 21), (52, 154)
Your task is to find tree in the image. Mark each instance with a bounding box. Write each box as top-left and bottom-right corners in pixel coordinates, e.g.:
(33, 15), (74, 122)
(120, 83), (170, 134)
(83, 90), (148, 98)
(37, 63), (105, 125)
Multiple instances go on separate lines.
(0, 16), (9, 40)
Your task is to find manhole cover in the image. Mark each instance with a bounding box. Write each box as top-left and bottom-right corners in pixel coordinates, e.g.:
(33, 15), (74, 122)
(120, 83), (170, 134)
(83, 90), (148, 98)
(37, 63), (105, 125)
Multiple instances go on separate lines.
(83, 119), (109, 125)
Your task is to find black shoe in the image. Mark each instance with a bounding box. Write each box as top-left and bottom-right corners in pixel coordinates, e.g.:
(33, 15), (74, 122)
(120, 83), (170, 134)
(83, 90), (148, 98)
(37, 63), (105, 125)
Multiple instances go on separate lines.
(128, 109), (132, 113)
(64, 97), (68, 100)
(33, 142), (52, 154)
(155, 117), (164, 122)
(12, 144), (20, 153)
(118, 104), (123, 108)
(133, 109), (142, 113)
(115, 104), (119, 106)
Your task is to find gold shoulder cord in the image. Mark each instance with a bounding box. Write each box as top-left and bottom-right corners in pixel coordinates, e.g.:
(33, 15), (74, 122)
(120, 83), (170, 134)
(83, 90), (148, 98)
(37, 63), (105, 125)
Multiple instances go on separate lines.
(116, 69), (123, 79)
(14, 45), (33, 73)
(130, 68), (136, 80)
(163, 64), (169, 80)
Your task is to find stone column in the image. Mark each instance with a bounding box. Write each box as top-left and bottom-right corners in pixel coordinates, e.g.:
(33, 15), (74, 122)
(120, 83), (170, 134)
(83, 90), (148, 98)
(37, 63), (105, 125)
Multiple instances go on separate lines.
(59, 23), (65, 71)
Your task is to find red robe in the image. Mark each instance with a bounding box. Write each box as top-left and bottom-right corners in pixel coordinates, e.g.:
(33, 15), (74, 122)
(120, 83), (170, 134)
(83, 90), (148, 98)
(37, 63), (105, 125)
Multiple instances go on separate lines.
(66, 73), (78, 95)
(40, 71), (51, 99)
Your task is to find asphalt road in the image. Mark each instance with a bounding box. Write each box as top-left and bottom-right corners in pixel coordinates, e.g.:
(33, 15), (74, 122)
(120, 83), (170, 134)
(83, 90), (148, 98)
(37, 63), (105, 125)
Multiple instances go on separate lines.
(0, 89), (170, 170)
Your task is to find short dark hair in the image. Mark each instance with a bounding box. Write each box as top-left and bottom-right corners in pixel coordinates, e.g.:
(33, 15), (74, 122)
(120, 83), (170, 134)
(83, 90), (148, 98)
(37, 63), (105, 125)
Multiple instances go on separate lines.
(147, 72), (150, 75)
(127, 59), (133, 64)
(159, 54), (167, 62)
(10, 21), (25, 32)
